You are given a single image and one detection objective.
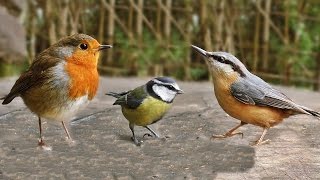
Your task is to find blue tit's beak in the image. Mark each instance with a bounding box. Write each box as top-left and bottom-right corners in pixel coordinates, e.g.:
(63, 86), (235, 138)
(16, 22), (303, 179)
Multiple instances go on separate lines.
(99, 44), (112, 51)
(177, 89), (184, 94)
(191, 45), (208, 57)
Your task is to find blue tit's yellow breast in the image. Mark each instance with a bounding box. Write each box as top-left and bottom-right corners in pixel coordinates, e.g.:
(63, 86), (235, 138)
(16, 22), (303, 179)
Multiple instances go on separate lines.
(121, 96), (172, 126)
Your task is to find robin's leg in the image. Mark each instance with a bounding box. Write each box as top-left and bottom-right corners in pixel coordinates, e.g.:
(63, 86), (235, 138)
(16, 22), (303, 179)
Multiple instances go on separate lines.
(61, 121), (72, 140)
(251, 128), (270, 146)
(143, 126), (160, 138)
(38, 117), (45, 146)
(129, 123), (141, 146)
(212, 121), (247, 139)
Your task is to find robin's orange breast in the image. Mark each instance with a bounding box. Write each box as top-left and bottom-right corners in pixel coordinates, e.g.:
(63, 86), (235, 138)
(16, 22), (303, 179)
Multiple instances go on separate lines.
(213, 73), (291, 128)
(65, 56), (99, 100)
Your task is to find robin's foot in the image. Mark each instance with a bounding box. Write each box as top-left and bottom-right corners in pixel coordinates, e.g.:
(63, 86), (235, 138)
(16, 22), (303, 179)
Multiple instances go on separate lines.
(251, 139), (271, 146)
(211, 131), (244, 139)
(131, 136), (142, 146)
(65, 137), (76, 146)
(38, 139), (52, 151)
(38, 138), (45, 146)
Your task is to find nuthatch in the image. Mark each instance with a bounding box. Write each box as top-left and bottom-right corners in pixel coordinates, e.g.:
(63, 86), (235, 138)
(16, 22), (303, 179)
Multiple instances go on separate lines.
(192, 45), (320, 145)
(106, 77), (183, 146)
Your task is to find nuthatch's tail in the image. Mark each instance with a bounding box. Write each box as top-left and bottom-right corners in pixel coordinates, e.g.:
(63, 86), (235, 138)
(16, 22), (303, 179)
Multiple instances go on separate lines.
(300, 106), (320, 119)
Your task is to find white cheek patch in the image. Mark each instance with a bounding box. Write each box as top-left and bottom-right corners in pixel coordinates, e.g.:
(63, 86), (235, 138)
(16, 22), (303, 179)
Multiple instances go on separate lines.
(152, 85), (176, 102)
(211, 61), (234, 74)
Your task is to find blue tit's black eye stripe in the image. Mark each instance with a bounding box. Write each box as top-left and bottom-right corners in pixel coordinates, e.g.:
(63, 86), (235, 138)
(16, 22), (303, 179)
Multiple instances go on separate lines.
(164, 84), (176, 91)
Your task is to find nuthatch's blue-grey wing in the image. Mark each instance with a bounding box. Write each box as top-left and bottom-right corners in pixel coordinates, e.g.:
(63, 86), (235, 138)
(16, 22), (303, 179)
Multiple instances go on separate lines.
(108, 85), (148, 109)
(230, 79), (309, 114)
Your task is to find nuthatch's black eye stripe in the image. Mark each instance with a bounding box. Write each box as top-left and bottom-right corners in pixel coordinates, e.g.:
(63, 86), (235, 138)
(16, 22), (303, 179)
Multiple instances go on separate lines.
(211, 55), (246, 77)
(211, 55), (225, 63)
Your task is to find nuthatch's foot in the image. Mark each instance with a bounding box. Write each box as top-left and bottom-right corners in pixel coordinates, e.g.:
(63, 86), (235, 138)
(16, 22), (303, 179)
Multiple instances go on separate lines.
(211, 131), (244, 139)
(251, 139), (271, 146)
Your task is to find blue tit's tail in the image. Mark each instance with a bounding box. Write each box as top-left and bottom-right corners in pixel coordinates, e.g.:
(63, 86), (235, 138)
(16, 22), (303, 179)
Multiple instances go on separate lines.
(106, 91), (130, 106)
(105, 92), (122, 98)
(106, 91), (130, 98)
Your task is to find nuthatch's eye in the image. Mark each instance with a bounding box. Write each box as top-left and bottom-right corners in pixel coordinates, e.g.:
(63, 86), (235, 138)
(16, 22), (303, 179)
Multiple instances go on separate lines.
(79, 43), (88, 50)
(216, 56), (225, 63)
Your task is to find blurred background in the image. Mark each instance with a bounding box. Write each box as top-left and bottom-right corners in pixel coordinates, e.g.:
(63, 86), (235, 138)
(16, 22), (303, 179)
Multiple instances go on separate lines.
(0, 0), (319, 91)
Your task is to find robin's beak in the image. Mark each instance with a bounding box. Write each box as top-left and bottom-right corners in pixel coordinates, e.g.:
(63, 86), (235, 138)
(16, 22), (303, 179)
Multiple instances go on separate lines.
(191, 45), (209, 57)
(98, 45), (112, 51)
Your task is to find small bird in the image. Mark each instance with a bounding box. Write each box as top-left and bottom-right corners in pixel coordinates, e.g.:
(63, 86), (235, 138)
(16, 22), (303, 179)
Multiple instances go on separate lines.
(191, 45), (320, 145)
(1, 34), (111, 148)
(106, 77), (183, 146)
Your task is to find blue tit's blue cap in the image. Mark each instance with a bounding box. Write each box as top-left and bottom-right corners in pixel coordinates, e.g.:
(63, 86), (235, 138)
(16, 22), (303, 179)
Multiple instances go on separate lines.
(153, 77), (176, 84)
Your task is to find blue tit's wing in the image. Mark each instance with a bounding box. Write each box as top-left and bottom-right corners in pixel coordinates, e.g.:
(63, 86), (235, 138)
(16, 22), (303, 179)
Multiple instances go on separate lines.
(230, 78), (307, 113)
(113, 85), (148, 109)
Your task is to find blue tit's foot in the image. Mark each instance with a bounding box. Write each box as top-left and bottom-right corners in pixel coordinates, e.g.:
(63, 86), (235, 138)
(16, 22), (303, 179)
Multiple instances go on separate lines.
(143, 133), (153, 138)
(143, 133), (160, 138)
(144, 126), (160, 138)
(131, 136), (142, 146)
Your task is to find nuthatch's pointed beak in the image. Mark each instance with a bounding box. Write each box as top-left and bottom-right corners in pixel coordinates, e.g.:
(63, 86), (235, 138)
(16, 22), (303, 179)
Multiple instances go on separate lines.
(99, 45), (112, 51)
(191, 45), (208, 57)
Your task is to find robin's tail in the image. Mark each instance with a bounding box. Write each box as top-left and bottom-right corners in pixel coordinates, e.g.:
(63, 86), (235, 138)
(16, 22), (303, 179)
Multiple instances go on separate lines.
(1, 95), (14, 105)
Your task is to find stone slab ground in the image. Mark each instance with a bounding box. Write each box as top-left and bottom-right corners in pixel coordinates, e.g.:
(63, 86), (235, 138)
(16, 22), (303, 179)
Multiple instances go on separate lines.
(0, 77), (320, 179)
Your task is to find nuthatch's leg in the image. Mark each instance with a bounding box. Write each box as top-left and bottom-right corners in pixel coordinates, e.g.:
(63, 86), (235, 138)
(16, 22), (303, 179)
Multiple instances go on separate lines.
(143, 126), (160, 138)
(129, 123), (141, 146)
(62, 121), (72, 140)
(251, 128), (270, 146)
(212, 121), (247, 139)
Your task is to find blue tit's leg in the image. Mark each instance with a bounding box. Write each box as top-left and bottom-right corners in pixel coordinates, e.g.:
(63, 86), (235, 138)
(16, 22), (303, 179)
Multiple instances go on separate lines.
(129, 123), (141, 146)
(143, 126), (160, 138)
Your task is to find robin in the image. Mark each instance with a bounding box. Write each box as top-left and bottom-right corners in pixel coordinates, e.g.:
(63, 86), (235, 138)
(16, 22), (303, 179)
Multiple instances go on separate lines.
(191, 45), (320, 145)
(1, 34), (112, 149)
(106, 77), (183, 146)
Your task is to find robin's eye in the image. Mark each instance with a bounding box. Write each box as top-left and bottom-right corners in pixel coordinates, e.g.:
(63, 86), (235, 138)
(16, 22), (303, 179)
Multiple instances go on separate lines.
(79, 43), (88, 50)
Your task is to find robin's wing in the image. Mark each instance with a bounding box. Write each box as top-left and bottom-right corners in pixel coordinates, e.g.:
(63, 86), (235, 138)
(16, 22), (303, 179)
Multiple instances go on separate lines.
(2, 52), (61, 104)
(230, 78), (305, 112)
(112, 85), (147, 109)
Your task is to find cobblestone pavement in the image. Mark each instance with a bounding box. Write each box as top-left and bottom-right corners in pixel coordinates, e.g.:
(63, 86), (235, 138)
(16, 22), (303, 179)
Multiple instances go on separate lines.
(0, 77), (320, 179)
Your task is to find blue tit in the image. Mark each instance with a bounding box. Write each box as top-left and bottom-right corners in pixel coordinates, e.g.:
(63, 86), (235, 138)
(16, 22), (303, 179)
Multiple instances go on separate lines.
(106, 77), (183, 146)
